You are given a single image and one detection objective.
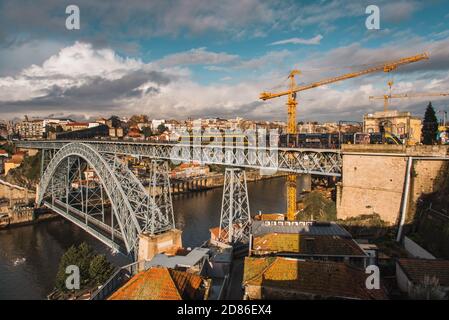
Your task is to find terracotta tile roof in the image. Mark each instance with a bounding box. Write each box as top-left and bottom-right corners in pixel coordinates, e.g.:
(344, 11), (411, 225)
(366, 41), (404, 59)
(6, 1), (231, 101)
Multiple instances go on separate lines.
(252, 233), (366, 256)
(210, 227), (229, 240)
(397, 258), (449, 286)
(254, 213), (286, 221)
(243, 257), (387, 300)
(251, 220), (352, 237)
(108, 267), (209, 300)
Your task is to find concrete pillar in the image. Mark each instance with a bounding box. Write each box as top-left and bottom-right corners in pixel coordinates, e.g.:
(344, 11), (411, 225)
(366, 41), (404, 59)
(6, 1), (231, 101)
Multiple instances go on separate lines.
(137, 229), (183, 262)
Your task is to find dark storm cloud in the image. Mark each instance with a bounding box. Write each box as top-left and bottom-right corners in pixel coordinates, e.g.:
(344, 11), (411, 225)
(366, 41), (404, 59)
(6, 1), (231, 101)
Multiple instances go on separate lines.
(49, 70), (171, 100)
(0, 0), (282, 48)
(0, 70), (172, 113)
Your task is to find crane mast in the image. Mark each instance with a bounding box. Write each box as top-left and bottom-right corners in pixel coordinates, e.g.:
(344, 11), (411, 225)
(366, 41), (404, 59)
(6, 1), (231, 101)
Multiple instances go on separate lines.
(259, 52), (429, 221)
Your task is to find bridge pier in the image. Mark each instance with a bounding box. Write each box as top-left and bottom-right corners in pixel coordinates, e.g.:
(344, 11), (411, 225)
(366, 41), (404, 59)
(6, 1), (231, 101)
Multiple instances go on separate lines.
(137, 229), (183, 262)
(217, 168), (251, 245)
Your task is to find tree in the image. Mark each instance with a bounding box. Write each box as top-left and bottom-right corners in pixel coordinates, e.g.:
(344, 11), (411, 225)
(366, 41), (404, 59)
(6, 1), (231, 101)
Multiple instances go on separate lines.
(89, 254), (114, 286)
(54, 242), (97, 292)
(157, 124), (168, 134)
(77, 242), (95, 281)
(142, 126), (153, 138)
(46, 125), (56, 133)
(298, 191), (336, 221)
(55, 245), (81, 291)
(129, 114), (149, 127)
(422, 102), (439, 145)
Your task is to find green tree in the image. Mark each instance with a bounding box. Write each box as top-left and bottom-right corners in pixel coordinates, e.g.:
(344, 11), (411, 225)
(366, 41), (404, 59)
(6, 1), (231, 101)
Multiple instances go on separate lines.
(77, 242), (95, 280)
(55, 245), (80, 291)
(299, 191), (336, 221)
(46, 125), (56, 133)
(157, 124), (168, 134)
(142, 126), (153, 137)
(0, 142), (14, 155)
(89, 254), (114, 286)
(422, 102), (439, 145)
(55, 242), (95, 292)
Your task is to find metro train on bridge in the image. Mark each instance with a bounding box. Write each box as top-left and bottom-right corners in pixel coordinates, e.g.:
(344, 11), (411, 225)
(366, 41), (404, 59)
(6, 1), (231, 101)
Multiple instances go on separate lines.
(177, 131), (403, 149)
(28, 130), (403, 149)
(278, 132), (402, 148)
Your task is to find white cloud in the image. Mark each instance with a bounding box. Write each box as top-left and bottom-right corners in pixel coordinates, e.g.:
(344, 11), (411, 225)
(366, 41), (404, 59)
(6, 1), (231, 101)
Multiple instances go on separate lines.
(234, 50), (292, 70)
(22, 42), (143, 79)
(155, 47), (239, 67)
(1, 38), (449, 122)
(381, 1), (419, 23)
(269, 35), (323, 46)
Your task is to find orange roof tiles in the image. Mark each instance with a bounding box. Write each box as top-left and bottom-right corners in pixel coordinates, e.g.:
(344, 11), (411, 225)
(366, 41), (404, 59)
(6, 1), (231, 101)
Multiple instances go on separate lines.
(254, 213), (286, 221)
(397, 258), (449, 286)
(243, 257), (387, 300)
(252, 233), (366, 256)
(108, 267), (208, 300)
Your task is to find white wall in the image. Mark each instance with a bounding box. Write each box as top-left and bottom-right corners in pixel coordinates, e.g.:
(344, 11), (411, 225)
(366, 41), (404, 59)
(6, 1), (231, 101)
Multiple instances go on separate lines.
(403, 236), (436, 259)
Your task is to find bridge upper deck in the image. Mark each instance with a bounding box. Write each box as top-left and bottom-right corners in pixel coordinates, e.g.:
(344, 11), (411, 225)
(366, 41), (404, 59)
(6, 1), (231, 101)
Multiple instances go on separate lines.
(15, 139), (343, 176)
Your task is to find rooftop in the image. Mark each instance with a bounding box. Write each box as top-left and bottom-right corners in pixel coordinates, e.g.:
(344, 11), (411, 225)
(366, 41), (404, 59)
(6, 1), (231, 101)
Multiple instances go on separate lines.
(145, 247), (209, 269)
(364, 110), (415, 119)
(251, 220), (352, 238)
(253, 213), (286, 221)
(108, 267), (209, 300)
(397, 258), (449, 287)
(243, 257), (387, 300)
(252, 233), (366, 257)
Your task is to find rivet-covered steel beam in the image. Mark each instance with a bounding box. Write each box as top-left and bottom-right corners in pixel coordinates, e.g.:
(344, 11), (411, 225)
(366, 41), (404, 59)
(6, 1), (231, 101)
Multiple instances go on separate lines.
(16, 140), (342, 176)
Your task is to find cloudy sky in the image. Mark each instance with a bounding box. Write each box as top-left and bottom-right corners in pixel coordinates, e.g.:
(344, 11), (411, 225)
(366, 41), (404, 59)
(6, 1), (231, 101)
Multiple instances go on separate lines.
(1, 0), (449, 122)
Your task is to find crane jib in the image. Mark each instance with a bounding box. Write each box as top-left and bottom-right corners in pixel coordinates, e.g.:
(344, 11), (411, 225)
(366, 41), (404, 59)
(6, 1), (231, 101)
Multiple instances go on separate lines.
(259, 52), (429, 100)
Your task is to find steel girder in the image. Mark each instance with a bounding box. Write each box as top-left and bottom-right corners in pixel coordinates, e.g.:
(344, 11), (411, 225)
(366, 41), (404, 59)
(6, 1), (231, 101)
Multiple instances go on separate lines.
(218, 168), (251, 244)
(149, 160), (175, 235)
(16, 140), (342, 176)
(38, 142), (174, 254)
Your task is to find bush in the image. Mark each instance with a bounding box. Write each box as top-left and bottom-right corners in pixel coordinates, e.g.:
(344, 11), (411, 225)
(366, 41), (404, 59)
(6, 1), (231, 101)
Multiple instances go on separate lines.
(55, 242), (114, 293)
(89, 254), (114, 286)
(298, 191), (336, 221)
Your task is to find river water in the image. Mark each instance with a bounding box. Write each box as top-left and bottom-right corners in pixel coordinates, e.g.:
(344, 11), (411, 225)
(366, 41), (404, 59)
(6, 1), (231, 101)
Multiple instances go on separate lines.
(0, 177), (286, 300)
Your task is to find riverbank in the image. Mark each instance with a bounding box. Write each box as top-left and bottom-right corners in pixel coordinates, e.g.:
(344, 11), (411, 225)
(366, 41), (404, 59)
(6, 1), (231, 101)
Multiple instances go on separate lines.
(171, 170), (287, 195)
(0, 210), (59, 230)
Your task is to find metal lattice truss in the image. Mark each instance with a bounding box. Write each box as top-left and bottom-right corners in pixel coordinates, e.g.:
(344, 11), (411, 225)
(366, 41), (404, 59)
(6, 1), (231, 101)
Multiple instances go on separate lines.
(149, 160), (175, 235)
(17, 140), (342, 176)
(38, 142), (175, 255)
(218, 168), (251, 244)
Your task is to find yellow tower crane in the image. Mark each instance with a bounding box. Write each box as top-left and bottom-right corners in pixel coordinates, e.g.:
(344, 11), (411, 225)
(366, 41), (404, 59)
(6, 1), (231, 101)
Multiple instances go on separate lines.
(369, 91), (449, 111)
(259, 52), (429, 221)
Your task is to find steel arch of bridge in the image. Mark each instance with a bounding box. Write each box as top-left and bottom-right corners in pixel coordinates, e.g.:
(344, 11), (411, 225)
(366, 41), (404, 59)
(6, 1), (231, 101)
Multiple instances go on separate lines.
(38, 142), (174, 254)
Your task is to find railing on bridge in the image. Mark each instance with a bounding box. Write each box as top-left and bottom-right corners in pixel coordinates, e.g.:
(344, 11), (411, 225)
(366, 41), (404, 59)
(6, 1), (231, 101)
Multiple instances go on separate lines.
(90, 260), (144, 300)
(15, 140), (342, 176)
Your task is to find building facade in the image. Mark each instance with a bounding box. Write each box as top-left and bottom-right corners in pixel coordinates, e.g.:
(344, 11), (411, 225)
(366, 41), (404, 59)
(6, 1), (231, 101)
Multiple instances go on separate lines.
(16, 119), (44, 139)
(363, 110), (422, 145)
